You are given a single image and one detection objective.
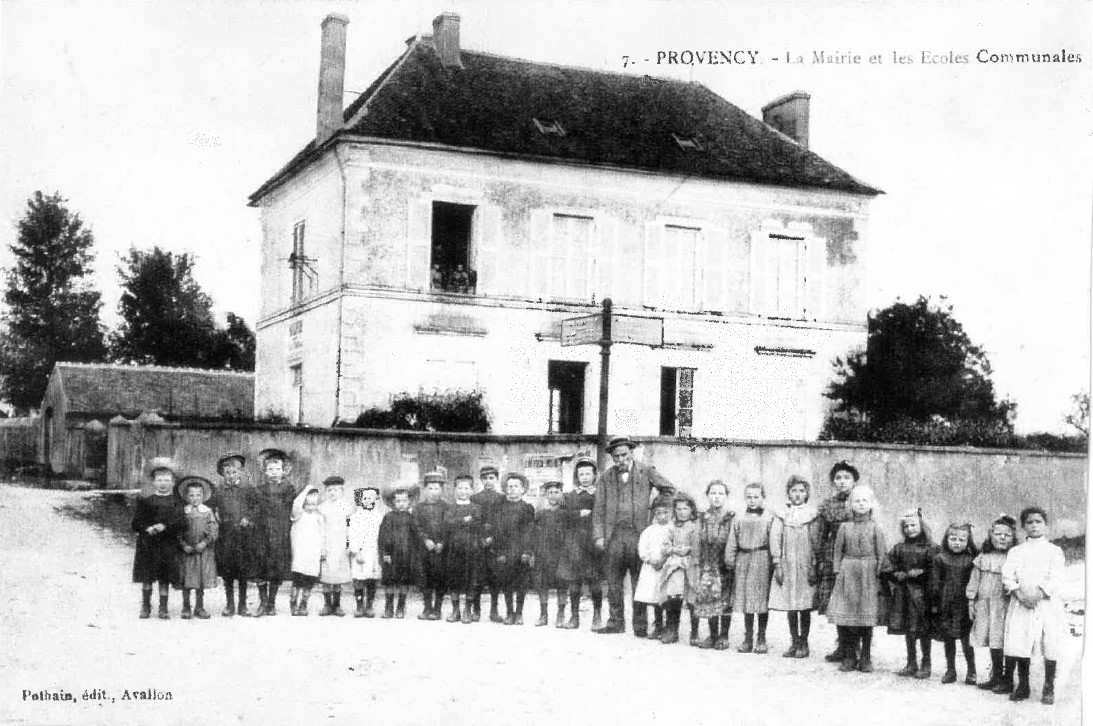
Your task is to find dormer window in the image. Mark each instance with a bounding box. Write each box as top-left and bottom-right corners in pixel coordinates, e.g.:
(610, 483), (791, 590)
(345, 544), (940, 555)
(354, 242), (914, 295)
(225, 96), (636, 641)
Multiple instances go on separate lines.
(533, 118), (566, 137)
(672, 133), (703, 151)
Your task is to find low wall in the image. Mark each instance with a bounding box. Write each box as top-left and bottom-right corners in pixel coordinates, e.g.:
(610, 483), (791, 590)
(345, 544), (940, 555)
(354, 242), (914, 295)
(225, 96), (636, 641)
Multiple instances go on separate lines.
(107, 422), (1088, 540)
(0, 416), (39, 466)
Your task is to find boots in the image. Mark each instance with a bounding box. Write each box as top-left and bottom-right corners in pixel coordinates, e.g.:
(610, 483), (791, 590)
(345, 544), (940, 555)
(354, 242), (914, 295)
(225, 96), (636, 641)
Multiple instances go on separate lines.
(266, 581), (280, 616)
(755, 615), (769, 654)
(332, 590), (345, 617)
(254, 584), (269, 618)
(916, 639), (933, 679)
(698, 617), (719, 649)
(942, 640), (958, 683)
(784, 614), (800, 657)
(555, 602), (567, 628)
(194, 590), (210, 619)
(1009, 658), (1031, 701)
(381, 594), (395, 619)
(660, 600), (680, 645)
(688, 613), (701, 647)
(648, 606), (664, 640)
(158, 593), (170, 620)
(355, 588), (366, 618)
(181, 590), (193, 620)
(461, 598), (473, 624)
(364, 583), (376, 618)
(979, 649), (1004, 690)
(591, 593), (603, 630)
(290, 586), (300, 615)
(858, 629), (873, 672)
(714, 615), (731, 650)
(140, 589), (152, 619)
(503, 593), (516, 625)
(536, 601), (549, 627)
(222, 581), (236, 617)
(237, 582), (252, 617)
(825, 628), (845, 662)
(838, 634), (859, 672)
(418, 591), (433, 620)
(796, 612), (812, 658)
(447, 597), (462, 623)
(298, 588), (311, 616)
(395, 593), (406, 619)
(795, 637), (810, 658)
(563, 591), (580, 629)
(515, 592), (525, 625)
(1042, 659), (1056, 705)
(489, 593), (504, 624)
(320, 591), (334, 617)
(992, 656), (1016, 695)
(738, 615), (754, 653)
(963, 643), (976, 685)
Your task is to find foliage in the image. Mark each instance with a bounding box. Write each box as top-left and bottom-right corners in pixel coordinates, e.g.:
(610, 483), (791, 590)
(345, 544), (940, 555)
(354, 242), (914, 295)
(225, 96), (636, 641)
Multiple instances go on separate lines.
(825, 296), (1014, 429)
(1065, 391), (1089, 437)
(255, 409), (291, 425)
(352, 390), (490, 432)
(110, 246), (254, 370)
(820, 417), (1087, 453)
(0, 191), (107, 412)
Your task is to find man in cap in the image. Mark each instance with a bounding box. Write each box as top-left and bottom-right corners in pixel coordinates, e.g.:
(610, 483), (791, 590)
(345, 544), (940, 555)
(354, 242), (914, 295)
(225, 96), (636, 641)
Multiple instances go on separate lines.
(592, 436), (675, 636)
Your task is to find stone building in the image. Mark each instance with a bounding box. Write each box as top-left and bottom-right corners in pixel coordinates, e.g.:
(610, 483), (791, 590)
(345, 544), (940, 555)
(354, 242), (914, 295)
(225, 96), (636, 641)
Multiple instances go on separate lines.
(249, 13), (881, 439)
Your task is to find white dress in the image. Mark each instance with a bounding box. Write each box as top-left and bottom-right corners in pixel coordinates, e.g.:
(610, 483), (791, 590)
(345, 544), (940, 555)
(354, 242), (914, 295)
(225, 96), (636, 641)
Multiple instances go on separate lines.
(290, 488), (325, 578)
(1001, 537), (1065, 659)
(348, 506), (385, 580)
(634, 522), (672, 605)
(318, 498), (355, 585)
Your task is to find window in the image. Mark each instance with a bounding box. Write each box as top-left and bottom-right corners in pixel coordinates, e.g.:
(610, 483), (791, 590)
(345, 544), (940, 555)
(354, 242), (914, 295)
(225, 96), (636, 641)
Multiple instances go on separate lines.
(289, 221), (315, 303)
(290, 364), (303, 424)
(533, 118), (566, 136)
(547, 214), (594, 299)
(660, 225), (700, 310)
(660, 366), (696, 436)
(753, 231), (807, 318)
(547, 361), (587, 434)
(431, 202), (477, 294)
(672, 133), (703, 151)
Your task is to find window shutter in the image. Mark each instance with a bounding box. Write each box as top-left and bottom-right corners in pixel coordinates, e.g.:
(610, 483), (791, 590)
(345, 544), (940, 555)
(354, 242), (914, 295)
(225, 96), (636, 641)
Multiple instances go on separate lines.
(593, 215), (618, 303)
(701, 226), (729, 312)
(806, 235), (827, 322)
(528, 210), (553, 299)
(406, 198), (431, 291)
(749, 231), (770, 315)
(474, 205), (503, 296)
(643, 222), (663, 307)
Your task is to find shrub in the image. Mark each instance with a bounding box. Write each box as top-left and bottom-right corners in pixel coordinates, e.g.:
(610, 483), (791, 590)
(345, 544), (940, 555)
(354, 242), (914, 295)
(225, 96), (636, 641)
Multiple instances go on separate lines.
(820, 416), (1088, 452)
(352, 390), (490, 433)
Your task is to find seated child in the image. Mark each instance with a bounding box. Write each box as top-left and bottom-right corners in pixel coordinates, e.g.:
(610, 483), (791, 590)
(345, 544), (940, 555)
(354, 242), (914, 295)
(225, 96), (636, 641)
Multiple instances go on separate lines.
(318, 476), (354, 617)
(289, 485), (324, 616)
(443, 474), (482, 623)
(725, 483), (774, 654)
(967, 514), (1017, 692)
(661, 493), (700, 646)
(348, 485), (384, 618)
(176, 476), (219, 620)
(379, 483), (420, 618)
(634, 495), (674, 638)
(131, 457), (183, 619)
(532, 480), (568, 627)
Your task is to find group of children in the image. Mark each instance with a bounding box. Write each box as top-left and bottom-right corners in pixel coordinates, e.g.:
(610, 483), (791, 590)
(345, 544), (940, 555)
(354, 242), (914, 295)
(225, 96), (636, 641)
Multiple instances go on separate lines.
(131, 451), (1066, 707)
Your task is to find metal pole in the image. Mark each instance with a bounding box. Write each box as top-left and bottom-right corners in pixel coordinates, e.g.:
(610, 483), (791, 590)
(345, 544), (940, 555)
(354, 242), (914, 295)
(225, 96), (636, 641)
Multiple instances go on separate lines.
(597, 298), (612, 468)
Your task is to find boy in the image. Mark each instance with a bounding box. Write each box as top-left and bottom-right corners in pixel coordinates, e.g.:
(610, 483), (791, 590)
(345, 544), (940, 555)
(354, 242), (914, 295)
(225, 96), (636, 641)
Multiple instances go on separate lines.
(471, 464), (505, 621)
(495, 473), (535, 624)
(348, 485), (384, 617)
(380, 483), (420, 618)
(131, 457), (183, 619)
(559, 456), (602, 629)
(532, 480), (568, 627)
(318, 476), (354, 616)
(414, 471), (449, 620)
(212, 452), (259, 617)
(254, 448), (296, 616)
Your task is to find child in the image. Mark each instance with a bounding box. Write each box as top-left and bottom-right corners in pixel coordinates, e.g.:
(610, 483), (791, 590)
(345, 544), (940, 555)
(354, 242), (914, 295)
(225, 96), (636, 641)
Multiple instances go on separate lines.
(493, 472), (535, 625)
(818, 461), (858, 662)
(930, 522), (978, 684)
(661, 493), (699, 645)
(826, 483), (887, 672)
(254, 448), (296, 616)
(882, 509), (938, 678)
(318, 476), (354, 617)
(725, 482), (774, 654)
(532, 480), (568, 627)
(443, 474), (482, 623)
(415, 471), (449, 621)
(967, 514), (1017, 692)
(633, 495), (674, 638)
(769, 475), (821, 658)
(379, 483), (420, 618)
(211, 452), (260, 617)
(176, 476), (219, 620)
(1001, 507), (1065, 705)
(289, 484), (324, 616)
(693, 480), (734, 650)
(557, 456), (603, 630)
(348, 485), (384, 618)
(471, 464), (505, 622)
(131, 457), (183, 619)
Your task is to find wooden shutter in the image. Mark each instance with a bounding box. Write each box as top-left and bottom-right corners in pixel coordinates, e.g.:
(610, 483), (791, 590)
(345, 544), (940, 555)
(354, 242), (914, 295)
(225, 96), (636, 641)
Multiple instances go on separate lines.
(749, 231), (770, 315)
(701, 226), (729, 312)
(528, 210), (553, 299)
(593, 215), (618, 303)
(406, 198), (431, 291)
(806, 234), (827, 322)
(474, 204), (503, 296)
(643, 222), (663, 307)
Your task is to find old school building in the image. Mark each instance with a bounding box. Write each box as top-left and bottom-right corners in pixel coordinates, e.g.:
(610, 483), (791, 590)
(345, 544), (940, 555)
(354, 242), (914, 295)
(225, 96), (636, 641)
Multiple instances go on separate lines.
(249, 13), (881, 439)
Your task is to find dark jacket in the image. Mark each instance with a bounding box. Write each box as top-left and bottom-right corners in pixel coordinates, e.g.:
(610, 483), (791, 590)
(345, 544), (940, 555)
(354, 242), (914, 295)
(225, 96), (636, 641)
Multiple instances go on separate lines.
(592, 461), (675, 543)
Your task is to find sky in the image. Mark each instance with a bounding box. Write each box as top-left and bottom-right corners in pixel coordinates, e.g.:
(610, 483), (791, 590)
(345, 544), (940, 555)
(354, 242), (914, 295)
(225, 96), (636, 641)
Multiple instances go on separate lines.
(1, 0), (1090, 432)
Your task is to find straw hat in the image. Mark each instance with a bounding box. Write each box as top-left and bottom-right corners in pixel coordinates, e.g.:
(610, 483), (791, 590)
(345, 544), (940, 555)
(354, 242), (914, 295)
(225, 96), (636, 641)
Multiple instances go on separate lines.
(176, 475), (214, 503)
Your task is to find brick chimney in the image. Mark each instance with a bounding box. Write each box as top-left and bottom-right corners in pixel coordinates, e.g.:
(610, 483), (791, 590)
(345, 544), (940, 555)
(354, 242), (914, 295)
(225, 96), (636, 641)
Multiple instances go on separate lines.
(762, 91), (810, 150)
(432, 12), (463, 69)
(316, 13), (349, 144)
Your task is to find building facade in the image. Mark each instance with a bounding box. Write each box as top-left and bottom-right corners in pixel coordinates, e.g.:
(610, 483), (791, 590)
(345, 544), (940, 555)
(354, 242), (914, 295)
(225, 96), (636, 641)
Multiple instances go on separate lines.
(250, 13), (881, 439)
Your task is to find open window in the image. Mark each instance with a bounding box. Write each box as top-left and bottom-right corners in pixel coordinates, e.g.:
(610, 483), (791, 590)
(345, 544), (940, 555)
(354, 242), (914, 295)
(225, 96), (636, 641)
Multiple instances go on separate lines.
(431, 202), (477, 294)
(660, 366), (695, 436)
(548, 360), (587, 434)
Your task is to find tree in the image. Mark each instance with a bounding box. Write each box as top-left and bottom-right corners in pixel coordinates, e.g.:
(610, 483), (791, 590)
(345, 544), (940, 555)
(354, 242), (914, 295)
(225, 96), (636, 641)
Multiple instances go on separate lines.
(210, 312), (256, 371)
(0, 191), (107, 412)
(1065, 391), (1089, 437)
(352, 390), (490, 432)
(824, 296), (1014, 429)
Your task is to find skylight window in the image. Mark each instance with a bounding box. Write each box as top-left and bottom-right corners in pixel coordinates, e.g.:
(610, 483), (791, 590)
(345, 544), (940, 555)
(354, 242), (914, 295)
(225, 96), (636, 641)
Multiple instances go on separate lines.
(672, 133), (703, 151)
(533, 118), (566, 137)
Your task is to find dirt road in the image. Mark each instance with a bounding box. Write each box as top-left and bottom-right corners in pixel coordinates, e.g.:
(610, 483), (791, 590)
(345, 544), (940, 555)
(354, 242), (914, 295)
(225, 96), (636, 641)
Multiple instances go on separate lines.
(0, 485), (1083, 725)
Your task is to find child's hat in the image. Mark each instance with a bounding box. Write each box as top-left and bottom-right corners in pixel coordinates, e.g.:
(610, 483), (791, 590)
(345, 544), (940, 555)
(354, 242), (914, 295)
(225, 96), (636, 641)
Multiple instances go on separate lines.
(146, 456), (179, 480)
(479, 463), (499, 477)
(422, 470), (447, 486)
(650, 493), (674, 511)
(259, 447), (290, 463)
(176, 475), (214, 503)
(323, 475), (346, 488)
(542, 480), (564, 492)
(216, 452), (246, 475)
(382, 481), (420, 507)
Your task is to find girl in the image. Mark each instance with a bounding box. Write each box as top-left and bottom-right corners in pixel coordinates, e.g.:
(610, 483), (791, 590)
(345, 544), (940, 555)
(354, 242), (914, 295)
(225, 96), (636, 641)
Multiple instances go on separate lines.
(967, 514), (1017, 692)
(725, 482), (774, 654)
(443, 474), (482, 624)
(930, 523), (978, 684)
(769, 475), (821, 658)
(318, 476), (354, 617)
(558, 456), (603, 630)
(1001, 507), (1065, 705)
(131, 457), (183, 619)
(661, 493), (700, 645)
(826, 483), (887, 673)
(634, 496), (673, 638)
(348, 486), (384, 617)
(211, 452), (259, 617)
(254, 448), (296, 617)
(176, 476), (219, 620)
(818, 461), (858, 662)
(289, 484), (324, 616)
(379, 483), (420, 618)
(493, 473), (535, 625)
(532, 480), (568, 627)
(882, 509), (938, 678)
(692, 480), (734, 650)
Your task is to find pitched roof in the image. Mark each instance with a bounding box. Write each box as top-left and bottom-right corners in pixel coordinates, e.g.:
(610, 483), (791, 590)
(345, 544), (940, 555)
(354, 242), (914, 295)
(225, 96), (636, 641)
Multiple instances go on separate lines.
(51, 363), (254, 420)
(251, 38), (881, 204)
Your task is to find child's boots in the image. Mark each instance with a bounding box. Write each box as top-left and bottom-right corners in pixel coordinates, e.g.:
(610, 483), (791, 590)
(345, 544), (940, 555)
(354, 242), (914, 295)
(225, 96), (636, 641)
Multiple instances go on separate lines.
(290, 587), (300, 615)
(591, 601), (603, 630)
(254, 584), (268, 618)
(157, 594), (170, 620)
(563, 593), (581, 629)
(489, 594), (504, 624)
(237, 582), (252, 617)
(1042, 659), (1056, 705)
(916, 640), (933, 679)
(354, 588), (366, 618)
(979, 649), (1003, 690)
(222, 582), (236, 617)
(298, 589), (311, 616)
(332, 589), (345, 617)
(181, 590), (193, 620)
(139, 589), (152, 619)
(1009, 658), (1031, 701)
(688, 613), (701, 647)
(941, 641), (958, 684)
(555, 601), (567, 628)
(857, 629), (874, 673)
(364, 585), (376, 618)
(838, 635), (859, 672)
(737, 621), (754, 654)
(647, 606), (664, 640)
(194, 590), (210, 619)
(660, 601), (681, 645)
(395, 593), (407, 618)
(698, 617), (720, 649)
(796, 636), (810, 658)
(461, 598), (474, 624)
(382, 594), (395, 619)
(754, 625), (768, 654)
(447, 597), (462, 623)
(536, 600), (549, 627)
(714, 615), (731, 650)
(320, 591), (334, 617)
(992, 656), (1015, 694)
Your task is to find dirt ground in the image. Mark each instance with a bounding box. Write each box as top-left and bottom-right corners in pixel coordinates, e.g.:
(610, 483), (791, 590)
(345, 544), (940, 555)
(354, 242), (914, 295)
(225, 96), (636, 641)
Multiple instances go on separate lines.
(0, 485), (1084, 726)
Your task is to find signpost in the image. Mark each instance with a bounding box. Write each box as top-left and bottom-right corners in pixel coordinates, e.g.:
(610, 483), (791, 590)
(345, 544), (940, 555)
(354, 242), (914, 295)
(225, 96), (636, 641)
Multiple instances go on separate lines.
(560, 299), (664, 466)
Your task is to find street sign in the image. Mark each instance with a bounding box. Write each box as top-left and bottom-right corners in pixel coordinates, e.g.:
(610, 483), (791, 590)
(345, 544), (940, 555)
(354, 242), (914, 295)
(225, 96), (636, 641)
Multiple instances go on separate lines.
(560, 314), (602, 346)
(560, 313), (663, 347)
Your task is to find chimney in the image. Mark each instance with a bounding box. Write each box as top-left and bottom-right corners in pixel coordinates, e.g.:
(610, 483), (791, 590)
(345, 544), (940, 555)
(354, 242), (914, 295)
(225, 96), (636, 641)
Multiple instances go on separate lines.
(762, 91), (810, 150)
(316, 13), (349, 144)
(432, 12), (463, 69)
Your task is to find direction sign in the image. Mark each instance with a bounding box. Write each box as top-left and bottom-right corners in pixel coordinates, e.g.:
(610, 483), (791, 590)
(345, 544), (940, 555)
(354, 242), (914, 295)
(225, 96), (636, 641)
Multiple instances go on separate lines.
(560, 314), (602, 346)
(560, 313), (663, 347)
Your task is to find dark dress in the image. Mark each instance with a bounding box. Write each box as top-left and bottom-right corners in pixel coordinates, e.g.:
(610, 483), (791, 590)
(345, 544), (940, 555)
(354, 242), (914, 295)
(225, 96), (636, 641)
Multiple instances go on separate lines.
(930, 550), (976, 640)
(471, 489), (505, 587)
(414, 499), (448, 591)
(816, 491), (851, 614)
(443, 501), (482, 592)
(532, 506), (567, 591)
(212, 482), (261, 581)
(255, 478), (296, 581)
(131, 493), (183, 584)
(881, 536), (939, 636)
(492, 499), (535, 589)
(379, 510), (419, 586)
(557, 489), (603, 582)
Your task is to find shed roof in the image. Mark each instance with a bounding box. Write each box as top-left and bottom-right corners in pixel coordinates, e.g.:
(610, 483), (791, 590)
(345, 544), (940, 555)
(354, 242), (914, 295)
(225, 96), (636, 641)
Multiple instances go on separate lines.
(250, 38), (881, 203)
(49, 363), (254, 420)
